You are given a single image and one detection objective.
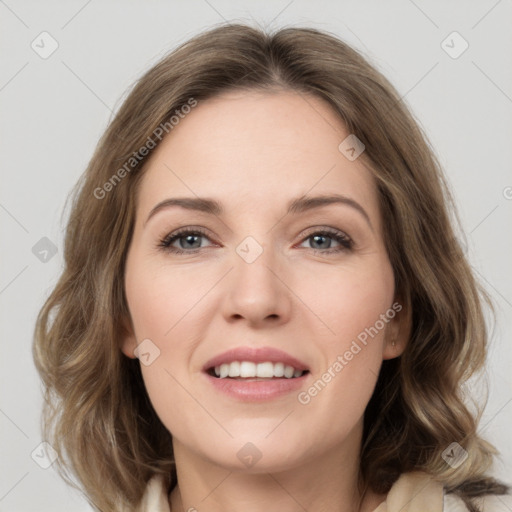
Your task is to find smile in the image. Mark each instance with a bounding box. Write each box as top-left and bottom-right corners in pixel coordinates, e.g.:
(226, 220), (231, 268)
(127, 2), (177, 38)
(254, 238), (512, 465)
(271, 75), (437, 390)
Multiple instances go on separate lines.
(211, 361), (307, 379)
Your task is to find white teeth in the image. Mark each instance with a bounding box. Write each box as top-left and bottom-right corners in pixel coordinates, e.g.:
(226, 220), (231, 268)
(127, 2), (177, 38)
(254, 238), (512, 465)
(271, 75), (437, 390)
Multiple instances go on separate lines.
(273, 362), (284, 377)
(219, 363), (229, 378)
(240, 361), (256, 378)
(256, 362), (274, 378)
(228, 361), (240, 377)
(283, 365), (294, 378)
(213, 361), (305, 379)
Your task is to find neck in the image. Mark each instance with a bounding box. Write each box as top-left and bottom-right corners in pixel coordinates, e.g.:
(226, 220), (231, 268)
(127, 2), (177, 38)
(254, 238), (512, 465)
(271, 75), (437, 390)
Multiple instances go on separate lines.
(169, 421), (383, 512)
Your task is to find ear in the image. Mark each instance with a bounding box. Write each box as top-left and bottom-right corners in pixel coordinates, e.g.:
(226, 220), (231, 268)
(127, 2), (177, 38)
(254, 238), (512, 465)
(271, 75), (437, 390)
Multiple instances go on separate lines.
(382, 296), (411, 360)
(119, 314), (138, 359)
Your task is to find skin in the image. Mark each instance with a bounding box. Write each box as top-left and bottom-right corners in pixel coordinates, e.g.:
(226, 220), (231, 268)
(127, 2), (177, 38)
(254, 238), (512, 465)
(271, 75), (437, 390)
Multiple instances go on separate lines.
(120, 89), (410, 512)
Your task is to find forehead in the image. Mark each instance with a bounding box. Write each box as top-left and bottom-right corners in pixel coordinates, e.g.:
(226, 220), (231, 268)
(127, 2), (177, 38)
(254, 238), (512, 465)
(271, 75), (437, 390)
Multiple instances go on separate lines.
(135, 89), (380, 225)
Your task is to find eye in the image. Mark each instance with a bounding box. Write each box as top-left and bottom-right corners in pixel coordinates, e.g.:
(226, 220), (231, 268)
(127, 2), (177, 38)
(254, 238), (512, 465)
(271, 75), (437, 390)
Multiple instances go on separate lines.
(297, 228), (353, 254)
(158, 227), (214, 254)
(157, 227), (353, 255)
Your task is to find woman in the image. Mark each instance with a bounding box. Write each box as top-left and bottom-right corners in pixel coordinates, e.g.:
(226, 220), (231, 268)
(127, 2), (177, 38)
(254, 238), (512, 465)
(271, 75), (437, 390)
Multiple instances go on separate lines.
(33, 23), (511, 511)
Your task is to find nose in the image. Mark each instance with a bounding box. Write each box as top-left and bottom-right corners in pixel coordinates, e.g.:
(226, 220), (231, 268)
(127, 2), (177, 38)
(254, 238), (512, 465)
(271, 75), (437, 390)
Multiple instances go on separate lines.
(220, 240), (293, 327)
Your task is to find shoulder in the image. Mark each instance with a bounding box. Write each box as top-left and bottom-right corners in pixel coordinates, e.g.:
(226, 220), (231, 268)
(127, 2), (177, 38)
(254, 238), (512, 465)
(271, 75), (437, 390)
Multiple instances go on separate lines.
(444, 491), (512, 512)
(386, 471), (512, 512)
(131, 472), (512, 512)
(132, 474), (171, 512)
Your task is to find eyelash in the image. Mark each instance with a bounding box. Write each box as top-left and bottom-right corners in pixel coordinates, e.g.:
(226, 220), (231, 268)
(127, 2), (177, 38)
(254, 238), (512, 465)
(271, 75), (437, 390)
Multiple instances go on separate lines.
(157, 226), (354, 255)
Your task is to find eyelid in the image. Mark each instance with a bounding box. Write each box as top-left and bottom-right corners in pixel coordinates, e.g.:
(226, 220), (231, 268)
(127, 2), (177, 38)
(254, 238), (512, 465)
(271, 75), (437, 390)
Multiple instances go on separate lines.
(158, 224), (354, 255)
(295, 226), (353, 251)
(159, 226), (216, 248)
(296, 225), (349, 239)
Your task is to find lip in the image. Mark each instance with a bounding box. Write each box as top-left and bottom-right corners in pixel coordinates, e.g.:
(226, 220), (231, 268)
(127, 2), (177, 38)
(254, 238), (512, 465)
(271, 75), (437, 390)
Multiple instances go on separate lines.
(202, 346), (310, 402)
(202, 346), (309, 373)
(204, 371), (309, 402)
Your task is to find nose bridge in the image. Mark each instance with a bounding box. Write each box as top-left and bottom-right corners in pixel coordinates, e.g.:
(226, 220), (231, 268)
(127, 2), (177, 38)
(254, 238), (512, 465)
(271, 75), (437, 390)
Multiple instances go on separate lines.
(233, 233), (280, 292)
(222, 232), (291, 322)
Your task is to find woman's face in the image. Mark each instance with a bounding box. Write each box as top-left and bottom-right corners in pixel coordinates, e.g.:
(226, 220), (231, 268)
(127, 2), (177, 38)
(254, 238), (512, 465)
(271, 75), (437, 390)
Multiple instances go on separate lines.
(121, 89), (407, 472)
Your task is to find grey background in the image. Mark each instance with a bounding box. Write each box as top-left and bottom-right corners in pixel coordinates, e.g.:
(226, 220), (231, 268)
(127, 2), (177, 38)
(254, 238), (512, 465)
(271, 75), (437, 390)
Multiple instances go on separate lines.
(1, 1), (511, 510)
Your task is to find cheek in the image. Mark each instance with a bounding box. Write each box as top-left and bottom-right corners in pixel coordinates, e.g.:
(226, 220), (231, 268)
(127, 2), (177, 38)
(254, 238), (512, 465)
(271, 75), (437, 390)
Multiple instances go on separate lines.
(296, 259), (394, 410)
(125, 254), (204, 340)
(301, 256), (395, 347)
(124, 243), (396, 446)
(124, 254), (214, 436)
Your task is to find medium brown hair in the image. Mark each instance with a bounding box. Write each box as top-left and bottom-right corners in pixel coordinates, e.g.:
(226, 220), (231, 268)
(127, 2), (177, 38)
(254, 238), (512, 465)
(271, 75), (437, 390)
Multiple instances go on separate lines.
(33, 22), (509, 511)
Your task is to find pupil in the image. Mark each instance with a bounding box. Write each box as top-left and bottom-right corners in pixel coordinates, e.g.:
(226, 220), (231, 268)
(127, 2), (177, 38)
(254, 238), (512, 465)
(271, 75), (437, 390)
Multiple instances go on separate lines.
(312, 234), (329, 249)
(184, 235), (200, 248)
(180, 234), (332, 250)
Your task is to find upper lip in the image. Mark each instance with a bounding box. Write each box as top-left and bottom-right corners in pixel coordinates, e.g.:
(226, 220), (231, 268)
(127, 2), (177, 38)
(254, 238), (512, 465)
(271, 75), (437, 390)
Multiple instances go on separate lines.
(203, 346), (309, 372)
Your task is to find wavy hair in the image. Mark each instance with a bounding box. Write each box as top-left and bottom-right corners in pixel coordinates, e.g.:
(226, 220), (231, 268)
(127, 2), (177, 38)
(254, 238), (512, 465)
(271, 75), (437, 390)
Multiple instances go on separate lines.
(32, 22), (509, 511)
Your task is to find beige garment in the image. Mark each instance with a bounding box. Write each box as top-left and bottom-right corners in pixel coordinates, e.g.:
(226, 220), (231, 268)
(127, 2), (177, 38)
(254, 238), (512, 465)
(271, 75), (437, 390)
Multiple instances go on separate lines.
(134, 471), (512, 511)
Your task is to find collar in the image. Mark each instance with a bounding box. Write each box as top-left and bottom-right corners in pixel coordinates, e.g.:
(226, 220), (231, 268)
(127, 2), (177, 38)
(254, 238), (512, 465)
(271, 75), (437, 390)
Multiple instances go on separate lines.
(135, 470), (444, 511)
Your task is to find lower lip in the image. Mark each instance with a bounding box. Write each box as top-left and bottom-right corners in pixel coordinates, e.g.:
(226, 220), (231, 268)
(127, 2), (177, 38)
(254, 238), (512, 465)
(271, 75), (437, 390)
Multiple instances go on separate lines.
(204, 372), (309, 401)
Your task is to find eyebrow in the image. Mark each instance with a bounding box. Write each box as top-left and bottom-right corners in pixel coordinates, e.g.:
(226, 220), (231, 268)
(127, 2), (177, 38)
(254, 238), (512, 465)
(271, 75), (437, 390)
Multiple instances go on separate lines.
(144, 193), (373, 230)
